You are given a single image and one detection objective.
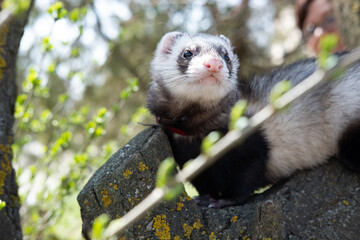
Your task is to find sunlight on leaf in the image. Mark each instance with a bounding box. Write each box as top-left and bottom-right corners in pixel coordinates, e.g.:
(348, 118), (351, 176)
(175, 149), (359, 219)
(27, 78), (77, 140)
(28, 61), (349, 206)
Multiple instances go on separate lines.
(269, 80), (292, 109)
(201, 131), (222, 154)
(156, 157), (176, 189)
(229, 100), (247, 130)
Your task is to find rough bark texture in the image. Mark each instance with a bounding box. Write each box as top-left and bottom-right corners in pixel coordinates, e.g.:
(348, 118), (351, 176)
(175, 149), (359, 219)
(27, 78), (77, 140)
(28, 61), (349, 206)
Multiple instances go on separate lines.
(330, 0), (360, 49)
(78, 127), (360, 239)
(0, 4), (34, 240)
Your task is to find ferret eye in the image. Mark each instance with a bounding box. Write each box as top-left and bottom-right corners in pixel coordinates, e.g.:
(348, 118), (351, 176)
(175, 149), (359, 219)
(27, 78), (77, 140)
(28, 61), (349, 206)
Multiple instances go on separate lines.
(224, 53), (230, 62)
(183, 50), (193, 59)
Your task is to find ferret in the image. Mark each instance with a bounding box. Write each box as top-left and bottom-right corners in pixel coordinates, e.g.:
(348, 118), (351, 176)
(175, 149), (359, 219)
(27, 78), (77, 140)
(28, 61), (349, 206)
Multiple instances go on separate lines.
(146, 32), (360, 208)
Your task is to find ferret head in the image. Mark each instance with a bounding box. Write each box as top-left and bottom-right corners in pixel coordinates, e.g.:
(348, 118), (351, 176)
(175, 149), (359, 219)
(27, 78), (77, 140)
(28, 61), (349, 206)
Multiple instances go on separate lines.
(150, 32), (239, 106)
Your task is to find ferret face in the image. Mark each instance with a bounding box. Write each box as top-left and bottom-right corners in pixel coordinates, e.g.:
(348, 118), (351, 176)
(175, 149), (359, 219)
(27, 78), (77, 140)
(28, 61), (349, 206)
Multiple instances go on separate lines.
(150, 32), (239, 106)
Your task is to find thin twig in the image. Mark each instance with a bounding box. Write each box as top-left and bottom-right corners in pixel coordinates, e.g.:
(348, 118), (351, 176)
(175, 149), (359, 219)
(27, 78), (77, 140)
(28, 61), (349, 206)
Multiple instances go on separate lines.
(104, 188), (165, 237)
(103, 47), (360, 238)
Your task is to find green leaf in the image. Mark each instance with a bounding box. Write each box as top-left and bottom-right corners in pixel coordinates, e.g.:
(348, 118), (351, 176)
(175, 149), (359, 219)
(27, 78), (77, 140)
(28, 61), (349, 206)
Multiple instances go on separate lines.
(50, 131), (73, 156)
(30, 119), (45, 132)
(47, 62), (56, 73)
(91, 214), (110, 240)
(120, 124), (132, 136)
(23, 68), (41, 92)
(69, 7), (88, 22)
(86, 120), (97, 134)
(164, 184), (184, 201)
(58, 93), (69, 103)
(319, 34), (339, 55)
(321, 54), (338, 70)
(229, 100), (247, 130)
(201, 131), (222, 154)
(156, 157), (176, 188)
(16, 94), (27, 105)
(34, 86), (49, 98)
(48, 1), (68, 20)
(2, 0), (30, 15)
(120, 78), (139, 99)
(71, 47), (81, 57)
(74, 153), (88, 164)
(70, 112), (84, 125)
(42, 36), (53, 52)
(234, 116), (250, 131)
(40, 109), (53, 123)
(131, 107), (148, 123)
(269, 80), (292, 109)
(0, 200), (6, 211)
(97, 107), (108, 119)
(317, 34), (339, 70)
(94, 127), (105, 137)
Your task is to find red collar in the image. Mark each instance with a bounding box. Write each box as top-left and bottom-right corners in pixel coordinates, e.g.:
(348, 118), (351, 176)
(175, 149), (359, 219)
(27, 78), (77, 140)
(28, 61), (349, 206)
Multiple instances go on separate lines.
(156, 116), (189, 136)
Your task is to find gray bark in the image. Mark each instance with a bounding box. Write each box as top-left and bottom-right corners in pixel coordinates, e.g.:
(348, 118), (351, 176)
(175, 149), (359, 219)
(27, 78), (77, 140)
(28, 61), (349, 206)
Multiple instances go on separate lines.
(78, 127), (360, 240)
(330, 0), (360, 49)
(0, 3), (34, 239)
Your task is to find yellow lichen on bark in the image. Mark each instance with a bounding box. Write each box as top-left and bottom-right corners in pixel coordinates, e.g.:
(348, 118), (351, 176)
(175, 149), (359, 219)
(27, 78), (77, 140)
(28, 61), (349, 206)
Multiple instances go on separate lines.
(123, 169), (133, 179)
(193, 219), (203, 230)
(100, 189), (111, 207)
(183, 223), (193, 239)
(153, 214), (171, 240)
(176, 202), (184, 211)
(0, 24), (9, 79)
(0, 143), (13, 195)
(209, 232), (217, 240)
(138, 162), (149, 171)
(109, 182), (118, 190)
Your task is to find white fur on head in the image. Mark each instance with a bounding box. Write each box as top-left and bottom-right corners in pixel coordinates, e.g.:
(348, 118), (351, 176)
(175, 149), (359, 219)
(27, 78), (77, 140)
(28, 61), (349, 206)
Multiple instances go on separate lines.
(150, 32), (239, 106)
(155, 31), (182, 55)
(220, 34), (231, 47)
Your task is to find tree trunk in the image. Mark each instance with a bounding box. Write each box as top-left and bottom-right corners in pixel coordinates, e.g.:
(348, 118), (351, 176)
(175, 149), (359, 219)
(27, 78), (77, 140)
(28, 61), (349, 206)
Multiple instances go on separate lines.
(78, 128), (360, 239)
(0, 2), (34, 239)
(330, 0), (360, 49)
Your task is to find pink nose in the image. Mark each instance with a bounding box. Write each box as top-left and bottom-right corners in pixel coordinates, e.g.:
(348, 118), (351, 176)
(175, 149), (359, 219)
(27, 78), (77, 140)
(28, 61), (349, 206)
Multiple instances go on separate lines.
(203, 59), (223, 72)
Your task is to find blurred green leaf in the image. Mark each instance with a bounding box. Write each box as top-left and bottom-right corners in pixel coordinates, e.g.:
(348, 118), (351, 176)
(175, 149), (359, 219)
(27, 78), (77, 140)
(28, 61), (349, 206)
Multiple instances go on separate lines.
(319, 34), (339, 55)
(2, 0), (30, 15)
(40, 109), (53, 123)
(156, 157), (176, 188)
(164, 183), (184, 201)
(23, 68), (41, 92)
(48, 1), (68, 20)
(318, 34), (339, 70)
(42, 36), (53, 52)
(50, 131), (73, 156)
(91, 214), (110, 240)
(71, 47), (81, 57)
(69, 7), (88, 22)
(229, 100), (247, 130)
(201, 131), (221, 154)
(0, 200), (6, 211)
(234, 116), (250, 131)
(120, 78), (139, 100)
(269, 80), (292, 109)
(58, 93), (69, 103)
(30, 119), (45, 132)
(47, 62), (56, 73)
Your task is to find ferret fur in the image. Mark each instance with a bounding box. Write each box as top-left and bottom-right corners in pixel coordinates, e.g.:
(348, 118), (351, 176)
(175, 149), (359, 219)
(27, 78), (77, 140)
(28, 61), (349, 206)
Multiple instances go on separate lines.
(146, 32), (360, 208)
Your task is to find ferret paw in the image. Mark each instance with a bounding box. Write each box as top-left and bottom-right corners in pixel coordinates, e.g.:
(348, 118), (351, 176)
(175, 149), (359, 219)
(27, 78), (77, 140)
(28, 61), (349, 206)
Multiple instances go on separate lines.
(208, 199), (241, 208)
(194, 195), (248, 208)
(193, 195), (217, 207)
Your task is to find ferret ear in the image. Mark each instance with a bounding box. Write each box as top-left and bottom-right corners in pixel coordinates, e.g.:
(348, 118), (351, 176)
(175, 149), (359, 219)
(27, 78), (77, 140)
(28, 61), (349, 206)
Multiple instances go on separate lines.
(157, 31), (182, 55)
(220, 34), (231, 47)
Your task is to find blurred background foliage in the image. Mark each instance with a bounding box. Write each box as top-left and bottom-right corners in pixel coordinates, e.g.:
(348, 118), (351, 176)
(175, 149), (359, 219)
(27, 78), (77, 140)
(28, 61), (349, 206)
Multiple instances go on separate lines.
(13, 0), (306, 239)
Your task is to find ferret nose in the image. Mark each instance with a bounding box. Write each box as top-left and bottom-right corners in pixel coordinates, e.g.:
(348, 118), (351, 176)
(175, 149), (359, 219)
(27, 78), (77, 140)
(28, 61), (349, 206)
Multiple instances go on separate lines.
(204, 59), (223, 72)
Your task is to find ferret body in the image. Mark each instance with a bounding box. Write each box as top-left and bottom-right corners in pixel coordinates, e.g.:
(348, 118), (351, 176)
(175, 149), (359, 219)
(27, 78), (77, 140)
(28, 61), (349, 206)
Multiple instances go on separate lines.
(146, 32), (360, 208)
